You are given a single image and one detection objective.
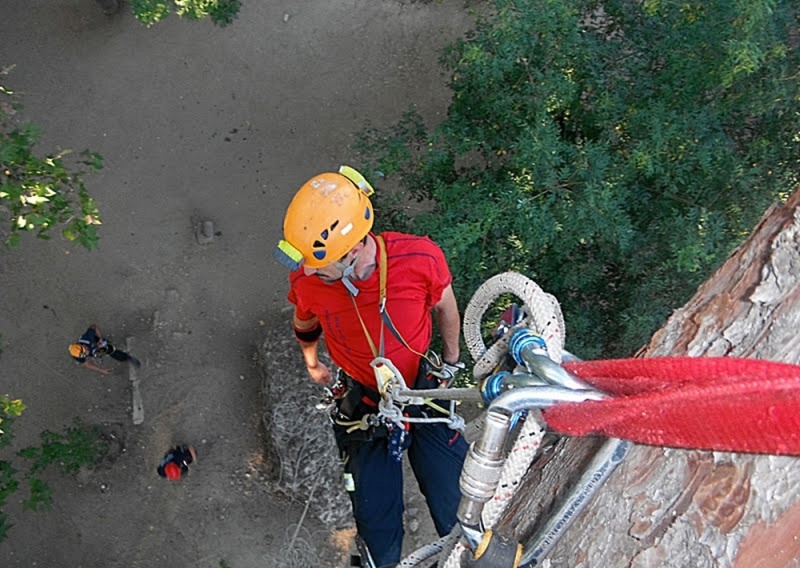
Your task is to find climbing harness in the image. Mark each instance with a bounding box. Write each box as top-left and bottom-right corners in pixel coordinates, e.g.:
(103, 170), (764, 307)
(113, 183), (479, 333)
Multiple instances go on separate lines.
(333, 235), (467, 446)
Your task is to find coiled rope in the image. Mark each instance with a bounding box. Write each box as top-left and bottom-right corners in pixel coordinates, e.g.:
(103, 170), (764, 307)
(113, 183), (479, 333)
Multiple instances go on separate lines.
(441, 273), (563, 567)
(462, 272), (565, 380)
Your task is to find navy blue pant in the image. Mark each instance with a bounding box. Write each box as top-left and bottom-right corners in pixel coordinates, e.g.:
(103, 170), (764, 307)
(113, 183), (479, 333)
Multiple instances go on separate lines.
(100, 343), (131, 362)
(334, 418), (468, 568)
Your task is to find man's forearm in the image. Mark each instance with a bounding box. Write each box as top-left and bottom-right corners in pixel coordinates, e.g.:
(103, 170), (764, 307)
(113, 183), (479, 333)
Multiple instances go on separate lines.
(295, 331), (333, 385)
(434, 285), (461, 364)
(438, 314), (461, 364)
(293, 311), (332, 384)
(297, 338), (320, 369)
(83, 360), (108, 374)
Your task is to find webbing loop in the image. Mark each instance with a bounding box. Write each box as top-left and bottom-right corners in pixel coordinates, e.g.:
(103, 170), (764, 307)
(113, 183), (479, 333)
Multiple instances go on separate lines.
(544, 356), (800, 456)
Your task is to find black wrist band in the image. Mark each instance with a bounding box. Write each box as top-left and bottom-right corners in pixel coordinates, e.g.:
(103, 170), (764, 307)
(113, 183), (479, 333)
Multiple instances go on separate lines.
(294, 323), (322, 343)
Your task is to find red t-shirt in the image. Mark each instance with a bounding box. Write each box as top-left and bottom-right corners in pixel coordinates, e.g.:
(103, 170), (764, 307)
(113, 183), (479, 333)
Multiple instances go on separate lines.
(287, 231), (452, 389)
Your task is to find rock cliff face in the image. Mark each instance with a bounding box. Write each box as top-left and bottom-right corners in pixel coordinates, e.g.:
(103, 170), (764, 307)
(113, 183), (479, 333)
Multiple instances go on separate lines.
(259, 326), (353, 530)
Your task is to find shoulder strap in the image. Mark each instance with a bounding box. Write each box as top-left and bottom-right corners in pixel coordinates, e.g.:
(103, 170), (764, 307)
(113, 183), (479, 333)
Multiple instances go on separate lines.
(377, 234), (388, 310)
(349, 235), (440, 368)
(375, 236), (440, 368)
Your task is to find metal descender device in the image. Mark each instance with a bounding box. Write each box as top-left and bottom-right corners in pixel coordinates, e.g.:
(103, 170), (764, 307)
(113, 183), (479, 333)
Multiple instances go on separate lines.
(453, 308), (630, 567)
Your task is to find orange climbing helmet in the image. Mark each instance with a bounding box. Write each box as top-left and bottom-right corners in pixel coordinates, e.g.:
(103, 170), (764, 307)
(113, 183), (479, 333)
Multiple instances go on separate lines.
(69, 343), (87, 358)
(275, 166), (375, 270)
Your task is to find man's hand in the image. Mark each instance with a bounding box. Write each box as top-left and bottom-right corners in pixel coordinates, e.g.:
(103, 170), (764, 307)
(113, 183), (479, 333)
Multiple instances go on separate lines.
(432, 360), (466, 388)
(443, 360), (466, 375)
(84, 360), (112, 375)
(307, 361), (332, 385)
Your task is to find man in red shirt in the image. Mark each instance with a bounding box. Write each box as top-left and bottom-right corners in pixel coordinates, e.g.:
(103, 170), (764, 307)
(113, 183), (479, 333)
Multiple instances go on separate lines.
(275, 166), (468, 567)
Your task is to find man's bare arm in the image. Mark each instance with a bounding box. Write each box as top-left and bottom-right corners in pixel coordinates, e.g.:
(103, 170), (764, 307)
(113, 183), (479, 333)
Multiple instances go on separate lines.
(432, 284), (460, 365)
(293, 312), (332, 385)
(82, 359), (112, 375)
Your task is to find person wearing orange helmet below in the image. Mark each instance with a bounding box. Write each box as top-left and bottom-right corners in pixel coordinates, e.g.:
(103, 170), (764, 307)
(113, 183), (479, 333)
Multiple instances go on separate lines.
(274, 166), (468, 567)
(68, 324), (141, 375)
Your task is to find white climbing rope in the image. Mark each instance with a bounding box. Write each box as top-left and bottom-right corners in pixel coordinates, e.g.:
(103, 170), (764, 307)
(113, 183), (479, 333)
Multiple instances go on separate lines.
(481, 415), (546, 528)
(446, 272), (565, 567)
(397, 539), (447, 567)
(462, 272), (565, 380)
(441, 540), (470, 568)
(398, 272), (566, 567)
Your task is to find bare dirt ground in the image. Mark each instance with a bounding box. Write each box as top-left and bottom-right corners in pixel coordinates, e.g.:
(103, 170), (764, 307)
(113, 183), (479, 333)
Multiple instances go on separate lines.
(0, 1), (475, 566)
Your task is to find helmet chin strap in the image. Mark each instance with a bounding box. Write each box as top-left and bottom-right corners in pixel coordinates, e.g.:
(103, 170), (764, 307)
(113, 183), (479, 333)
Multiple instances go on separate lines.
(334, 250), (361, 296)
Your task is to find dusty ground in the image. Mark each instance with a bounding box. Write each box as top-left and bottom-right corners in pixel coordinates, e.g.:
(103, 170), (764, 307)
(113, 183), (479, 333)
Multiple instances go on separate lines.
(0, 1), (475, 566)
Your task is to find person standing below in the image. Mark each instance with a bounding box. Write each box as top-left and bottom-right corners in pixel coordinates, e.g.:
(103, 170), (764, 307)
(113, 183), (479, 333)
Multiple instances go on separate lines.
(274, 166), (468, 567)
(68, 324), (140, 375)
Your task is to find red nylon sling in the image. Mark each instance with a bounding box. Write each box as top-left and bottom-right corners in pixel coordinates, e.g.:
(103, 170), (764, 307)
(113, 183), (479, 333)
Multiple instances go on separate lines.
(541, 357), (800, 456)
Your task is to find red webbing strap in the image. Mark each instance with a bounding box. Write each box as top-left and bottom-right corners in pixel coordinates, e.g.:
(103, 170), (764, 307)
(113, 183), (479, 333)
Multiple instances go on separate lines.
(541, 357), (800, 456)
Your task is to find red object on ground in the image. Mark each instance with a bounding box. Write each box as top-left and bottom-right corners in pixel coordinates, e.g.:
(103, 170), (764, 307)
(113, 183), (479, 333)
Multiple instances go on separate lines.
(542, 357), (800, 456)
(164, 462), (182, 480)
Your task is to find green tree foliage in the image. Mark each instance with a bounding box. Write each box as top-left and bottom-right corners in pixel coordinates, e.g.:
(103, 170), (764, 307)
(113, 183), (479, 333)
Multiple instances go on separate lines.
(17, 419), (109, 511)
(0, 395), (107, 542)
(130, 0), (241, 27)
(0, 67), (103, 249)
(0, 395), (25, 541)
(357, 0), (800, 358)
